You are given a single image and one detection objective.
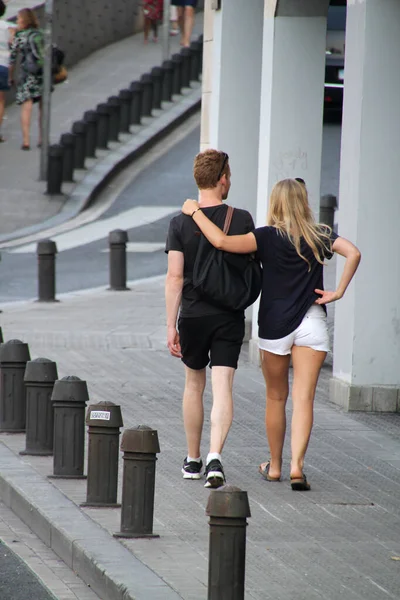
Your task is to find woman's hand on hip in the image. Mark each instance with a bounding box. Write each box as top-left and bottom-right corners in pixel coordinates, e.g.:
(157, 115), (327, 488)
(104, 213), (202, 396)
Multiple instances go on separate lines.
(182, 199), (199, 216)
(314, 289), (342, 305)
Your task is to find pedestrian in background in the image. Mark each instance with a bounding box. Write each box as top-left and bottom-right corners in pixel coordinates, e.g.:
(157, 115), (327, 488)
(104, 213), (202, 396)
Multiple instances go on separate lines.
(165, 150), (255, 488)
(182, 178), (361, 491)
(143, 0), (163, 44)
(8, 8), (43, 150)
(0, 0), (15, 142)
(172, 0), (197, 47)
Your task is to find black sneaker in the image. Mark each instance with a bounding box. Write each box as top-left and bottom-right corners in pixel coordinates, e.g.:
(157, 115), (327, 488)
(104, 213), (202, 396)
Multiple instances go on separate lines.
(181, 457), (203, 480)
(204, 459), (225, 488)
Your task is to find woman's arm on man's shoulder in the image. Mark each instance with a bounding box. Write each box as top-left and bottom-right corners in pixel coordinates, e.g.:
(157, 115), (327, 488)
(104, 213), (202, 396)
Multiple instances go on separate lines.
(182, 199), (258, 254)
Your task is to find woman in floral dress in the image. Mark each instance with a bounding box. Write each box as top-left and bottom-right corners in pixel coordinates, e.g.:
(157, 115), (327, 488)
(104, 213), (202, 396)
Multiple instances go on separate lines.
(143, 0), (163, 44)
(9, 8), (43, 150)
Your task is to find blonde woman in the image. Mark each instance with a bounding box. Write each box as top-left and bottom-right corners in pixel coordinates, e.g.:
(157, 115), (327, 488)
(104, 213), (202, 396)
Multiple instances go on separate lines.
(182, 178), (361, 491)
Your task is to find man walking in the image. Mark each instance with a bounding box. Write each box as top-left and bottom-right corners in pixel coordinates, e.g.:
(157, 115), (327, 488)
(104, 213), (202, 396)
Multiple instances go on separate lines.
(165, 149), (254, 488)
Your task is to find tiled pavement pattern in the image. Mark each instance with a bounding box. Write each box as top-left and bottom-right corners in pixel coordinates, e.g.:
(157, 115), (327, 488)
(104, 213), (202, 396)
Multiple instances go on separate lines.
(0, 11), (203, 237)
(0, 258), (400, 599)
(0, 501), (100, 600)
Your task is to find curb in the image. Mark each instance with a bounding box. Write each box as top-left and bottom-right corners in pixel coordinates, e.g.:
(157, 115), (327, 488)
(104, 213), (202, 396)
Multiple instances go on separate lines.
(0, 88), (201, 246)
(0, 442), (183, 600)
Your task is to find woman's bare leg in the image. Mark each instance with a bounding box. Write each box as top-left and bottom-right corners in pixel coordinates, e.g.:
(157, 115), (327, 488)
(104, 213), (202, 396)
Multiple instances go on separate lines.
(260, 350), (290, 479)
(0, 91), (5, 134)
(290, 346), (326, 478)
(182, 6), (195, 47)
(144, 16), (151, 42)
(21, 99), (33, 147)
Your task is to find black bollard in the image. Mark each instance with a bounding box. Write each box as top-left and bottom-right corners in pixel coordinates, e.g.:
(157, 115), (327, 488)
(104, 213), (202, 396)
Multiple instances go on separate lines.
(180, 47), (192, 88)
(190, 40), (202, 81)
(108, 229), (129, 291)
(20, 358), (58, 456)
(206, 485), (251, 600)
(114, 426), (160, 539)
(0, 340), (31, 433)
(81, 402), (123, 507)
(37, 239), (58, 302)
(129, 81), (143, 125)
(171, 53), (183, 96)
(83, 110), (98, 158)
(151, 67), (163, 110)
(107, 96), (121, 142)
(71, 121), (88, 169)
(50, 376), (89, 479)
(140, 73), (154, 117)
(96, 103), (111, 149)
(320, 194), (337, 229)
(47, 144), (64, 195)
(161, 60), (174, 103)
(60, 133), (76, 182)
(118, 89), (132, 133)
(0, 328), (3, 344)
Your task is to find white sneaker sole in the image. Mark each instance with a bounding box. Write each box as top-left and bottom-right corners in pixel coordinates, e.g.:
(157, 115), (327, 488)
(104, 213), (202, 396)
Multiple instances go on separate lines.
(182, 469), (202, 480)
(204, 472), (225, 488)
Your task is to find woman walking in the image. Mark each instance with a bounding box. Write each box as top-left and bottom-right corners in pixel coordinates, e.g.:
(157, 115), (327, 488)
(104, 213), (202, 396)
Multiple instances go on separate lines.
(182, 178), (361, 491)
(8, 8), (43, 150)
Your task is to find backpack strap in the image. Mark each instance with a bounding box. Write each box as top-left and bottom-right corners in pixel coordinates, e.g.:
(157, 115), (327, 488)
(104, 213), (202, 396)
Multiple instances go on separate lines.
(223, 205), (234, 235)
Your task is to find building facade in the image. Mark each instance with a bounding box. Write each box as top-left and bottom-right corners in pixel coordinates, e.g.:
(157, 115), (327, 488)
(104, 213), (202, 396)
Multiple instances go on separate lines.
(201, 0), (400, 412)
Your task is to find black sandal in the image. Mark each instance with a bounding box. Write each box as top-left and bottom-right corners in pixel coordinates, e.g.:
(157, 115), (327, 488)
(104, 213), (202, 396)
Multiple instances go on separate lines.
(21, 144), (30, 151)
(258, 461), (280, 482)
(290, 473), (311, 491)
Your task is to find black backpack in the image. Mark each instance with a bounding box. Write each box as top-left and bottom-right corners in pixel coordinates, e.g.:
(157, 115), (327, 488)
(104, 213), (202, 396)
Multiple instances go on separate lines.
(192, 206), (262, 312)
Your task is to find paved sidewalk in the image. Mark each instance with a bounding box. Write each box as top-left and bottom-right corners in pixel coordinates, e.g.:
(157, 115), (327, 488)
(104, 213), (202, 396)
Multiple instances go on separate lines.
(0, 260), (400, 599)
(0, 10), (203, 237)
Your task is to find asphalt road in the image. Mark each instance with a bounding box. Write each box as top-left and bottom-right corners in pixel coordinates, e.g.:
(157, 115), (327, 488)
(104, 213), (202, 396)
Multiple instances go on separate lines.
(0, 541), (55, 600)
(0, 122), (342, 303)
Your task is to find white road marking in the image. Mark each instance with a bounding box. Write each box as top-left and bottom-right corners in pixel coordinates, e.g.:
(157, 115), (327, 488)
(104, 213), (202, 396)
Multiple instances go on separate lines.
(101, 242), (165, 253)
(9, 206), (178, 254)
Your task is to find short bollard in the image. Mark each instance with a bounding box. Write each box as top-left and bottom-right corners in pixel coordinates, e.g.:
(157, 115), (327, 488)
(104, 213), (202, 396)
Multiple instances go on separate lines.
(180, 47), (192, 88)
(47, 144), (64, 195)
(0, 340), (31, 433)
(60, 133), (76, 182)
(114, 426), (160, 539)
(129, 81), (143, 125)
(190, 41), (201, 81)
(108, 229), (129, 291)
(21, 358), (58, 456)
(37, 239), (58, 302)
(107, 96), (121, 141)
(83, 110), (98, 158)
(50, 376), (89, 479)
(320, 194), (337, 229)
(96, 103), (111, 149)
(206, 486), (251, 600)
(118, 89), (132, 133)
(81, 402), (123, 507)
(71, 120), (88, 169)
(161, 60), (174, 103)
(0, 328), (3, 344)
(171, 53), (183, 95)
(151, 66), (163, 110)
(140, 73), (154, 117)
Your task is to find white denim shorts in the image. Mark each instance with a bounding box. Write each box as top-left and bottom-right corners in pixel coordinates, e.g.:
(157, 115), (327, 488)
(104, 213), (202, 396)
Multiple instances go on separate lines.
(258, 304), (330, 355)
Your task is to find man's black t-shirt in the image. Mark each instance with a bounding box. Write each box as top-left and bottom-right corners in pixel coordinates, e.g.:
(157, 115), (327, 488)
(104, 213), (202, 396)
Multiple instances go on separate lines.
(253, 226), (338, 340)
(166, 204), (254, 318)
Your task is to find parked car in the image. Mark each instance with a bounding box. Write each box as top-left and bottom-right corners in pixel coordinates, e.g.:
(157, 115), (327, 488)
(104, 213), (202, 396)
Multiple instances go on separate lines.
(324, 2), (346, 119)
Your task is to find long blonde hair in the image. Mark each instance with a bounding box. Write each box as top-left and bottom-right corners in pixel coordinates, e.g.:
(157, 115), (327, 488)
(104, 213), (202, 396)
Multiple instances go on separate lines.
(267, 179), (332, 268)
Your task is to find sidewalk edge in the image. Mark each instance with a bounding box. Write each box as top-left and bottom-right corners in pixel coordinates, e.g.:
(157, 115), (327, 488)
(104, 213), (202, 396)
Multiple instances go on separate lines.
(0, 443), (183, 600)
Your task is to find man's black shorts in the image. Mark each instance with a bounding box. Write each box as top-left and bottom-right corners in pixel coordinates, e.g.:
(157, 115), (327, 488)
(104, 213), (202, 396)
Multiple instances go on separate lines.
(178, 314), (245, 370)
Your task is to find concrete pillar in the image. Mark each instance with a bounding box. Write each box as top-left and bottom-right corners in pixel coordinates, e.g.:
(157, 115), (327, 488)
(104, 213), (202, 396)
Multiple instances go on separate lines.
(330, 0), (400, 412)
(200, 0), (263, 216)
(249, 0), (329, 361)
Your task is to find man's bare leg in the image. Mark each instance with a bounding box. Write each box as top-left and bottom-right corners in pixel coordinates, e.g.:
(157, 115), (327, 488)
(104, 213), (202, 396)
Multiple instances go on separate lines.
(183, 366), (206, 458)
(205, 366), (235, 487)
